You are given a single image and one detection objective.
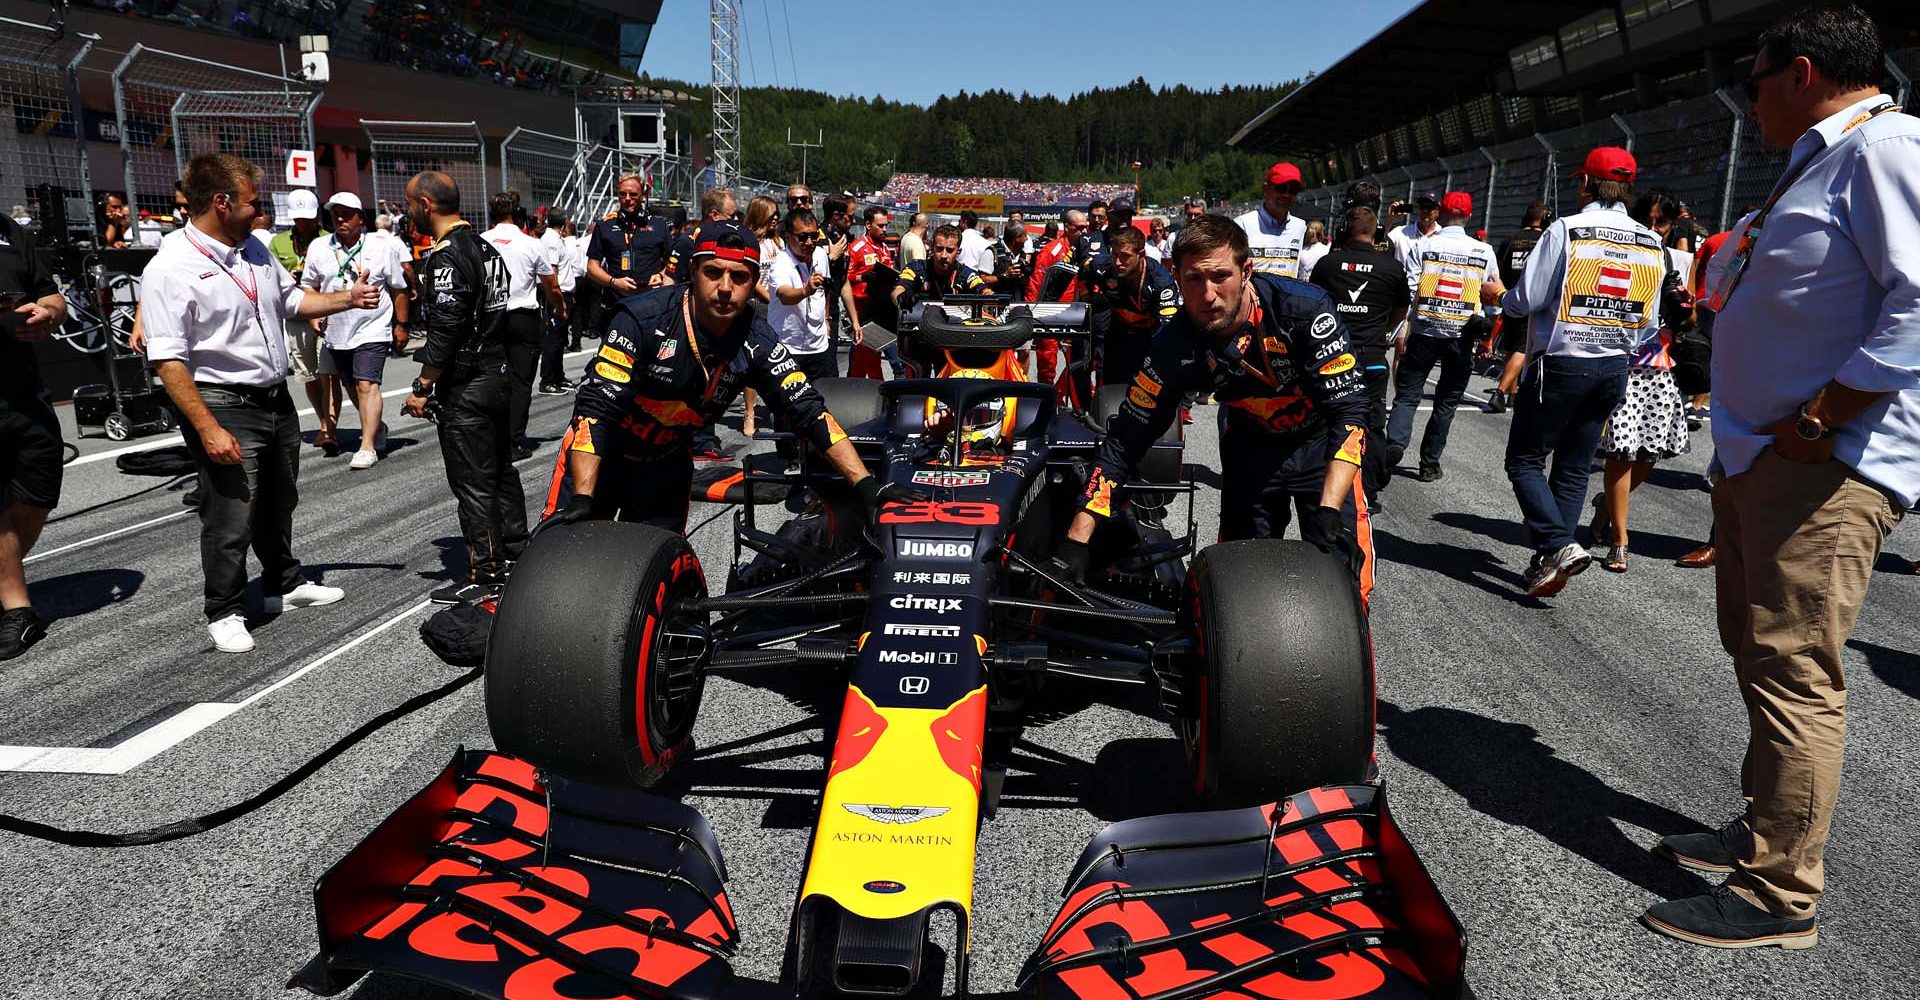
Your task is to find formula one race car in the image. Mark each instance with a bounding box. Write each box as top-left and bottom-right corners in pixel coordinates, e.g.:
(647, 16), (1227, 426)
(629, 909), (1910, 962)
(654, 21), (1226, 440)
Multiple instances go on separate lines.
(295, 299), (1469, 1000)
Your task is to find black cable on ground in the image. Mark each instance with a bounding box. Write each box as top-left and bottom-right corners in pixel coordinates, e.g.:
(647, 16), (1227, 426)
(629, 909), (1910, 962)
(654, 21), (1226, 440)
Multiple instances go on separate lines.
(0, 668), (481, 848)
(44, 474), (192, 526)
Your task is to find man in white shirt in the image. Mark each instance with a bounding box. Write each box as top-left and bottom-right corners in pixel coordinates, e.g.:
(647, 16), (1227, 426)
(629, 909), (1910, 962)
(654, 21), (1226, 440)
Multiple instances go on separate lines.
(956, 209), (995, 275)
(1386, 192), (1441, 266)
(1384, 191), (1503, 482)
(481, 192), (564, 456)
(767, 208), (836, 381)
(1234, 162), (1309, 278)
(141, 154), (380, 653)
(304, 191), (410, 469)
(1643, 4), (1919, 951)
(537, 209), (582, 391)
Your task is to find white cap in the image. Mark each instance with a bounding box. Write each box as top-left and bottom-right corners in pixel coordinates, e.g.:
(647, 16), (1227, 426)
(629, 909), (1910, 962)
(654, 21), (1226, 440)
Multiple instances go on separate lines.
(287, 188), (320, 220)
(325, 191), (363, 213)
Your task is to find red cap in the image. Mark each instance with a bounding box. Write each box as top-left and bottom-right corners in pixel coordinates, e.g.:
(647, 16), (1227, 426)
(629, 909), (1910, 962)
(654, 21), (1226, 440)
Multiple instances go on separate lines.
(1266, 162), (1303, 187)
(1575, 146), (1637, 182)
(1441, 191), (1474, 217)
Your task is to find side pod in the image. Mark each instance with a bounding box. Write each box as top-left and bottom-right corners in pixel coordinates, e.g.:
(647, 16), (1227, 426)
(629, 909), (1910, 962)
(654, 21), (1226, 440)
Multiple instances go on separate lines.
(293, 749), (740, 1000)
(1019, 782), (1467, 1000)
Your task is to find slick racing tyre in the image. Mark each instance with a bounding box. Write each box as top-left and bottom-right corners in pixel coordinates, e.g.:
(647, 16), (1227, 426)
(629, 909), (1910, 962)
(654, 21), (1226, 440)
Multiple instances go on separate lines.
(1186, 539), (1373, 807)
(813, 377), (885, 435)
(487, 520), (709, 787)
(1093, 384), (1182, 485)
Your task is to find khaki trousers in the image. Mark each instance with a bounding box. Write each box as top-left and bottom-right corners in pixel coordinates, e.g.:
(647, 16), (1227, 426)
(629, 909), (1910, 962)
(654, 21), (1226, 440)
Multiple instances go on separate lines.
(1712, 448), (1903, 918)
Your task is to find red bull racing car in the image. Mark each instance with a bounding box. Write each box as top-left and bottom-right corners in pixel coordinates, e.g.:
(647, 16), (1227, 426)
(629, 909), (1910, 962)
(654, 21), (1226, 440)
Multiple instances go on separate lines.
(294, 299), (1470, 1000)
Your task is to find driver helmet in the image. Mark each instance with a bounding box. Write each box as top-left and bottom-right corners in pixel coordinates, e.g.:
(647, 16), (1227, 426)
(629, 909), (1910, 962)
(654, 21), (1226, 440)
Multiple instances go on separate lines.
(923, 369), (1018, 452)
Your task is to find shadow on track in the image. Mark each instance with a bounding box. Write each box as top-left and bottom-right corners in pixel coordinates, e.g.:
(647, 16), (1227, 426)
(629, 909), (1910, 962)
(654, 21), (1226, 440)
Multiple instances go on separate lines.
(27, 568), (144, 620)
(1377, 700), (1713, 900)
(1850, 638), (1920, 700)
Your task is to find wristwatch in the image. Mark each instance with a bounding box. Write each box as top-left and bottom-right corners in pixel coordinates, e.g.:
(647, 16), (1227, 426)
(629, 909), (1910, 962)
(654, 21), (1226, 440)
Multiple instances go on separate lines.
(1795, 403), (1833, 441)
(411, 376), (435, 398)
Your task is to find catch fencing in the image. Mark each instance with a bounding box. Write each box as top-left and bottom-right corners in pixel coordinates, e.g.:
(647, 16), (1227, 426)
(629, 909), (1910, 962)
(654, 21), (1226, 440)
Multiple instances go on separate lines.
(0, 16), (94, 240)
(362, 120), (486, 214)
(111, 44), (319, 218)
(1298, 50), (1916, 238)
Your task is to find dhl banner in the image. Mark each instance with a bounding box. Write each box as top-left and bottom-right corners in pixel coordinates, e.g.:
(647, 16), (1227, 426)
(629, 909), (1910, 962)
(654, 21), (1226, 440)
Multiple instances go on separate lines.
(919, 193), (1006, 214)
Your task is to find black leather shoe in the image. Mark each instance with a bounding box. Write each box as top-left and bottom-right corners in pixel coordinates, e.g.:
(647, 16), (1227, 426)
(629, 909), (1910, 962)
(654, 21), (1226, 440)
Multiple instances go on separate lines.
(0, 607), (47, 661)
(1416, 462), (1443, 483)
(1643, 885), (1817, 950)
(1656, 817), (1749, 874)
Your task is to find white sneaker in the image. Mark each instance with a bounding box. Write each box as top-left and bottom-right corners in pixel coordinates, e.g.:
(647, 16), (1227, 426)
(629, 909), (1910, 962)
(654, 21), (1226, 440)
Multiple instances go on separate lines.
(350, 449), (379, 470)
(208, 613), (255, 653)
(264, 581), (345, 614)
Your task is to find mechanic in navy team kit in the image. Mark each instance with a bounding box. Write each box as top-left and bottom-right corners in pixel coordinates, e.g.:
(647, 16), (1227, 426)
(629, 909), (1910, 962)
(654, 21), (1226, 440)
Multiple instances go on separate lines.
(583, 173), (674, 326)
(546, 225), (917, 532)
(891, 224), (988, 375)
(1054, 215), (1374, 593)
(1310, 203), (1409, 505)
(1078, 225), (1180, 385)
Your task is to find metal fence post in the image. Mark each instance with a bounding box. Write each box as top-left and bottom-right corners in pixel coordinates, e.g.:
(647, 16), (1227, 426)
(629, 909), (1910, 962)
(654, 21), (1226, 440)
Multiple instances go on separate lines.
(1713, 88), (1744, 232)
(1887, 53), (1912, 107)
(1611, 113), (1635, 153)
(111, 45), (143, 221)
(1534, 133), (1554, 209)
(1480, 147), (1498, 235)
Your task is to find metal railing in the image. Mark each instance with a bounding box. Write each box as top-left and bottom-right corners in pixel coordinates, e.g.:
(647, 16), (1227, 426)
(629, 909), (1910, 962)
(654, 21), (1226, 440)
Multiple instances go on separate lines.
(361, 120), (486, 213)
(0, 16), (94, 241)
(111, 43), (319, 218)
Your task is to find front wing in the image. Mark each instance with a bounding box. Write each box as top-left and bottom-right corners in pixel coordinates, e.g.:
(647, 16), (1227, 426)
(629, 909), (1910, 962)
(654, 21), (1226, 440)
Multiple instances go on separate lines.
(297, 754), (1465, 1000)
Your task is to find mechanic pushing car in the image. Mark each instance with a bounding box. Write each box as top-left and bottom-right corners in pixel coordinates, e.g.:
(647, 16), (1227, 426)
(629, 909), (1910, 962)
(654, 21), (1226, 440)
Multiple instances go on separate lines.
(890, 223), (988, 374)
(1079, 224), (1180, 386)
(1056, 215), (1375, 593)
(544, 224), (919, 532)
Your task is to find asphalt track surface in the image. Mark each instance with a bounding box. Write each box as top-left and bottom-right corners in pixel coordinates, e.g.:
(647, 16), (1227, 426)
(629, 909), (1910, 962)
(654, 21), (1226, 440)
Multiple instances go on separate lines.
(2, 348), (1917, 1000)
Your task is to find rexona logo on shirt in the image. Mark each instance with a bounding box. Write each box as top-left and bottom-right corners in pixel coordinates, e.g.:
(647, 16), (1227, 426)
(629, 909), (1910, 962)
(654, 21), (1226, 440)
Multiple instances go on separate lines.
(911, 470), (991, 488)
(888, 594), (962, 614)
(898, 539), (973, 559)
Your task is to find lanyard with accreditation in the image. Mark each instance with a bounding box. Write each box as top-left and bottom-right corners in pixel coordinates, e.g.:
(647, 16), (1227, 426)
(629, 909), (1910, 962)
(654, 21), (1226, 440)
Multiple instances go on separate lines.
(1712, 100), (1902, 309)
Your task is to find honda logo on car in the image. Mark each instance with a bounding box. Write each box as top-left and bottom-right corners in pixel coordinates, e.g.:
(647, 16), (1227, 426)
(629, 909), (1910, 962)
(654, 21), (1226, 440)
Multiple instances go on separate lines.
(899, 676), (930, 694)
(883, 623), (961, 637)
(879, 649), (958, 665)
(889, 594), (961, 613)
(899, 539), (973, 559)
(911, 470), (990, 489)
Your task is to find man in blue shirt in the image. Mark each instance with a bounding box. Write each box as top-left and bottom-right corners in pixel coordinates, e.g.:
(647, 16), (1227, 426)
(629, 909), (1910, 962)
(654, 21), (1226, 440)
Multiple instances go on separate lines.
(1642, 3), (1917, 952)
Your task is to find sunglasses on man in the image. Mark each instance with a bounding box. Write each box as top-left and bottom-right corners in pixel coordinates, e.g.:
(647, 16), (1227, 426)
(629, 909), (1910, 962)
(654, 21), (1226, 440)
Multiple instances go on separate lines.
(1742, 60), (1791, 103)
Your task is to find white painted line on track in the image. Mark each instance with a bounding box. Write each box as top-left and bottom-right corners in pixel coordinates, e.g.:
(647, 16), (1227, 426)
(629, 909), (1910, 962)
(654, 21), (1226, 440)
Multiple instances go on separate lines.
(66, 348), (597, 467)
(23, 509), (197, 564)
(0, 597), (434, 774)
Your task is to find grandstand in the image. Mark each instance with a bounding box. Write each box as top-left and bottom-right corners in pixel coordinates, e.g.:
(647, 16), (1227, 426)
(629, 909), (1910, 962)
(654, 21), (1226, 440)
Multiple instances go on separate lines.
(875, 173), (1136, 213)
(1229, 0), (1919, 235)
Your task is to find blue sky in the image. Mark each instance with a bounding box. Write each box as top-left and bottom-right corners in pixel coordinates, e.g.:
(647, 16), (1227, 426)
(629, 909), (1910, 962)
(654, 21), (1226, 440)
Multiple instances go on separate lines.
(641, 1), (1422, 105)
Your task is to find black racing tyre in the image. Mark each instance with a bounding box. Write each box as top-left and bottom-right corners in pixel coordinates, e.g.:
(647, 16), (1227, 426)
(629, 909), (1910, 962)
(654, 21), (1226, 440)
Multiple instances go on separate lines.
(1186, 539), (1373, 807)
(813, 377), (885, 435)
(486, 520), (709, 787)
(1093, 384), (1182, 485)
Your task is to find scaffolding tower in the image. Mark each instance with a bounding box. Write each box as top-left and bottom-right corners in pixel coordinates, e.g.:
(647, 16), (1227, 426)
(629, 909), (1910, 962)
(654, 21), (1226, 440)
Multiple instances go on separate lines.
(709, 0), (740, 187)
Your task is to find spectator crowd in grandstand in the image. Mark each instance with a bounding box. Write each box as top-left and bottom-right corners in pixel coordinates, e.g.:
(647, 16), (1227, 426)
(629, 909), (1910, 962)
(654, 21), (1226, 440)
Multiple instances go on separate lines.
(874, 173), (1135, 209)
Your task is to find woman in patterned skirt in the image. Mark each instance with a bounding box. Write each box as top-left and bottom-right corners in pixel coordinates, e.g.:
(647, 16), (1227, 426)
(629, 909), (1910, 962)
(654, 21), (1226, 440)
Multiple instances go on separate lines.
(1590, 192), (1694, 572)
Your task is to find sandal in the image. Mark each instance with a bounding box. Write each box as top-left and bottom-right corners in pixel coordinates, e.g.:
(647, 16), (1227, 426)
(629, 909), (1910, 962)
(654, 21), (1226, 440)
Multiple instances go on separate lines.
(1601, 544), (1629, 573)
(1588, 494), (1613, 547)
(314, 433), (340, 457)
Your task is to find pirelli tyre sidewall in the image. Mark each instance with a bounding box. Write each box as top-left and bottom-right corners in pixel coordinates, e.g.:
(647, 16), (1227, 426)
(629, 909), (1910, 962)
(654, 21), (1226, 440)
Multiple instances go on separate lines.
(1188, 539), (1374, 807)
(1093, 383), (1182, 485)
(486, 520), (708, 787)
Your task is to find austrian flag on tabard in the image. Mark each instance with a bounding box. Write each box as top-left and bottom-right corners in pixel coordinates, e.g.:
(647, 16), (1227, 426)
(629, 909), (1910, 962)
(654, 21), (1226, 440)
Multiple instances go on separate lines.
(1597, 263), (1633, 299)
(1435, 276), (1464, 300)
